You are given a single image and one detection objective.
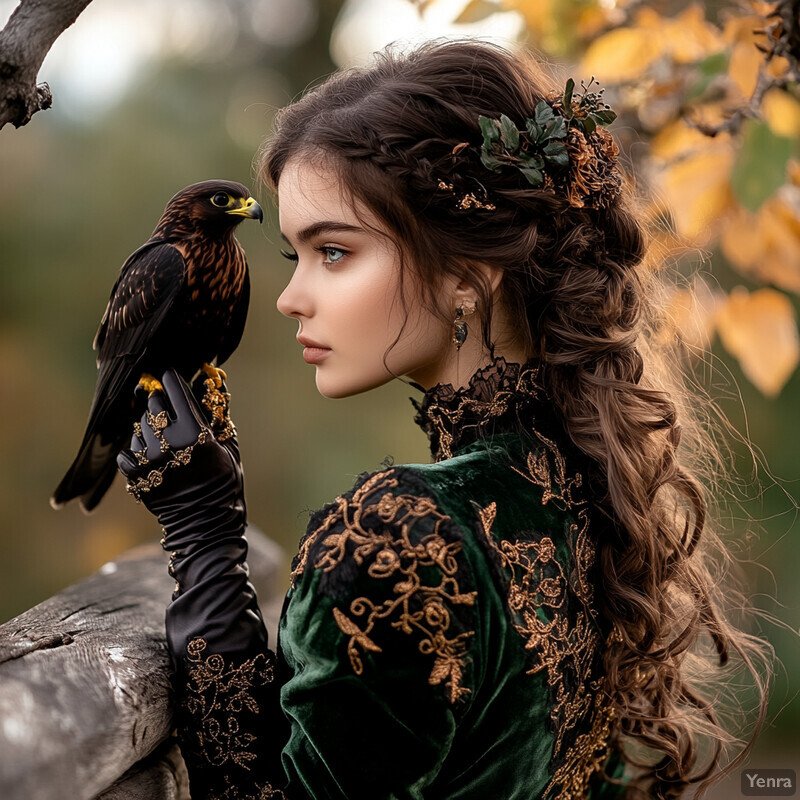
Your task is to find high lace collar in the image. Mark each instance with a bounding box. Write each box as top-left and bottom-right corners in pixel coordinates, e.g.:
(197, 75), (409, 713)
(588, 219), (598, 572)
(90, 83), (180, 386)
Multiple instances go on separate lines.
(410, 355), (551, 462)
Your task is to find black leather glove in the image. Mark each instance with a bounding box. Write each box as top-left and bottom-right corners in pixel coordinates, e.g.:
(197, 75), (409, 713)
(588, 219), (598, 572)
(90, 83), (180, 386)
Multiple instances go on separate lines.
(117, 369), (267, 656)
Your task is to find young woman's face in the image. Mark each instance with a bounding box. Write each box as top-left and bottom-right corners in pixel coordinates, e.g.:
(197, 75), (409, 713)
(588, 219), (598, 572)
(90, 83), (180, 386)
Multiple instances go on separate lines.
(276, 157), (452, 398)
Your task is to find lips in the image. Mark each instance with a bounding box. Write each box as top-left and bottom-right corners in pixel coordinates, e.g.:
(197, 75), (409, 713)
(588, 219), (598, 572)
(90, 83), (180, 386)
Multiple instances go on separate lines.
(297, 335), (331, 364)
(297, 336), (329, 350)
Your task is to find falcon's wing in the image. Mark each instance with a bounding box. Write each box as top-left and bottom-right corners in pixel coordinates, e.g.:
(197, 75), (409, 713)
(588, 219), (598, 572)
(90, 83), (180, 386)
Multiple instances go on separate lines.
(51, 241), (187, 512)
(90, 241), (186, 417)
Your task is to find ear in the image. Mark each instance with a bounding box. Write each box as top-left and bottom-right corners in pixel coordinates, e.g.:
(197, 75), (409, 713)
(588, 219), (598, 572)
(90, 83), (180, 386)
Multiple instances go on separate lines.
(451, 261), (504, 306)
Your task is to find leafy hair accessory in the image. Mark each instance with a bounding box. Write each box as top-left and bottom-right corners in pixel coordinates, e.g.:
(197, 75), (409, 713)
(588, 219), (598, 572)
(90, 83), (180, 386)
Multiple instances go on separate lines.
(475, 78), (622, 209)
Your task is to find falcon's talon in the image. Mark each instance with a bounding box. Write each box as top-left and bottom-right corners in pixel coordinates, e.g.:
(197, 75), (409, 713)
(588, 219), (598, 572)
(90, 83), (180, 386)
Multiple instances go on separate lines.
(202, 363), (226, 389)
(139, 374), (164, 395)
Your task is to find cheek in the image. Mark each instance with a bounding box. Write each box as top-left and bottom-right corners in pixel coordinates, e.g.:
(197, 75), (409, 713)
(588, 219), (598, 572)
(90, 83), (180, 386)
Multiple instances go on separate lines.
(365, 292), (408, 356)
(333, 268), (403, 341)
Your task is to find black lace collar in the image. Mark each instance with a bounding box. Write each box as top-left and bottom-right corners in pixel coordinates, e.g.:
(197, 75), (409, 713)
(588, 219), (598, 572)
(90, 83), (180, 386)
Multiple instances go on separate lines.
(410, 355), (551, 462)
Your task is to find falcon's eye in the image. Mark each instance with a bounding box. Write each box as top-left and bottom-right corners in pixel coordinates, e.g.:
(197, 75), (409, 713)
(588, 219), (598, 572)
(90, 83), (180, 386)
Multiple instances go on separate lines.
(211, 192), (231, 207)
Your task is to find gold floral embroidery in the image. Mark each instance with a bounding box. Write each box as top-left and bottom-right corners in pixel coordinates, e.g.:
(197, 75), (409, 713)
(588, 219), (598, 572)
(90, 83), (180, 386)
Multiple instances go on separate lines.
(297, 470), (477, 703)
(510, 429), (583, 508)
(208, 777), (287, 800)
(544, 691), (617, 800)
(289, 476), (383, 589)
(477, 428), (613, 797)
(182, 638), (275, 771)
(412, 357), (547, 461)
(420, 388), (514, 461)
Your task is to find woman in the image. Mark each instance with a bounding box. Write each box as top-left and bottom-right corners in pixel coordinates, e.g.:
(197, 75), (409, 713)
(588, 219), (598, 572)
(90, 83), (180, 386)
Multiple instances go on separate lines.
(117, 39), (771, 799)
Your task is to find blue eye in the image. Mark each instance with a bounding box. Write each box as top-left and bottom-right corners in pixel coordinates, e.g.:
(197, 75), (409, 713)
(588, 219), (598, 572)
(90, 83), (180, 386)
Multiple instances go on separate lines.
(318, 246), (346, 265)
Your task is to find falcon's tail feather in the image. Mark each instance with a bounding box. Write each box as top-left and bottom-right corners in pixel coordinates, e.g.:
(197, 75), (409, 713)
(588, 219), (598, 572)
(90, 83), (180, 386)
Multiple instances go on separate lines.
(50, 433), (120, 513)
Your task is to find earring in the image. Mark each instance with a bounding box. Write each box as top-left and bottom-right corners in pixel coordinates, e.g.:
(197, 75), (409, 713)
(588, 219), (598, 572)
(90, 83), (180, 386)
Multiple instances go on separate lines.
(452, 299), (477, 350)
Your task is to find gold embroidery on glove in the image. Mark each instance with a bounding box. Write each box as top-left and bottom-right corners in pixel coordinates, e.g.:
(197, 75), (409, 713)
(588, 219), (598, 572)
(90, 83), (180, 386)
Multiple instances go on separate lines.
(125, 428), (209, 501)
(201, 375), (236, 442)
(207, 776), (288, 800)
(146, 409), (171, 452)
(182, 638), (275, 772)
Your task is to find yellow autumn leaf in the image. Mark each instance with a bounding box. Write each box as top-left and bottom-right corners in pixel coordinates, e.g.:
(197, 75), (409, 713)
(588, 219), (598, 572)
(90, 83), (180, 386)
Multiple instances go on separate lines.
(788, 159), (800, 187)
(720, 206), (763, 272)
(753, 197), (800, 294)
(455, 0), (503, 24)
(688, 102), (734, 131)
(761, 88), (800, 139)
(657, 147), (736, 242)
(724, 16), (763, 98)
(671, 5), (725, 63)
(636, 4), (724, 64)
(651, 118), (731, 160)
(581, 5), (723, 82)
(723, 14), (792, 100)
(715, 287), (800, 397)
(575, 6), (610, 39)
(502, 0), (553, 36)
(721, 199), (800, 294)
(580, 26), (656, 82)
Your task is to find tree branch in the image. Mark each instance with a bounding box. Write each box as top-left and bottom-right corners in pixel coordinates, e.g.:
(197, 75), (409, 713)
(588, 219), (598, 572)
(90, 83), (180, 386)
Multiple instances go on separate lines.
(0, 0), (95, 130)
(683, 0), (800, 139)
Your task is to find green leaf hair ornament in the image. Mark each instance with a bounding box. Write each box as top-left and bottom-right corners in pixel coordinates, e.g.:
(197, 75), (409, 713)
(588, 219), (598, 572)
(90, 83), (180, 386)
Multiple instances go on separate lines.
(472, 77), (622, 210)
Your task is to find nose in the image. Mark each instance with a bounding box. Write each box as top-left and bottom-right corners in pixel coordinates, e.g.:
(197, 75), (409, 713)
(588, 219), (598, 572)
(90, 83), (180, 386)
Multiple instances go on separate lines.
(276, 264), (313, 319)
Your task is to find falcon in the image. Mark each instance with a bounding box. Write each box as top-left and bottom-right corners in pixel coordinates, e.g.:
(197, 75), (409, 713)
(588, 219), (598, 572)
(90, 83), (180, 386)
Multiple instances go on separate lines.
(51, 180), (263, 512)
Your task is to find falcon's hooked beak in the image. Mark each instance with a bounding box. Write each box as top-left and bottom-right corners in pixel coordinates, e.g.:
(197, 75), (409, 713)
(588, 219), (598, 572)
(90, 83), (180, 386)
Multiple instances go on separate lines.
(227, 196), (264, 223)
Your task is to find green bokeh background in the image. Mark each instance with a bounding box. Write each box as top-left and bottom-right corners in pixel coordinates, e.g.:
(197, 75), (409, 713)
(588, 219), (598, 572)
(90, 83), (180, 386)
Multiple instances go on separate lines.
(0, 0), (797, 788)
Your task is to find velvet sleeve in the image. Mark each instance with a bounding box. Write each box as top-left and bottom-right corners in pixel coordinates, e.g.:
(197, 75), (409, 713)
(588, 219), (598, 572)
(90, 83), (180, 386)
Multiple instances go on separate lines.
(276, 468), (482, 799)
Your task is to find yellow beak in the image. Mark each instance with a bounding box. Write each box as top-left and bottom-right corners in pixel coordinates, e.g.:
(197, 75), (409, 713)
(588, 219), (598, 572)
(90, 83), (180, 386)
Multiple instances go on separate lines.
(226, 196), (264, 222)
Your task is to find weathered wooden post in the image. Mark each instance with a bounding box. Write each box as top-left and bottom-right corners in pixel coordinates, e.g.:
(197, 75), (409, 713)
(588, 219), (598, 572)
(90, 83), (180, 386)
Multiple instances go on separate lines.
(0, 529), (284, 800)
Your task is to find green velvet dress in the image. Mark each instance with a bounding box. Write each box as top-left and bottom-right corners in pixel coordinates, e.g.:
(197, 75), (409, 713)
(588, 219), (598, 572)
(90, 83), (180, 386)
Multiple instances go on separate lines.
(166, 357), (629, 799)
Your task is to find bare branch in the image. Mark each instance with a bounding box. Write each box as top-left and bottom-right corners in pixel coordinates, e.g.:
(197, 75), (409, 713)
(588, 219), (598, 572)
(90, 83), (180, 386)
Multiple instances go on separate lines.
(685, 69), (787, 138)
(685, 0), (800, 138)
(0, 0), (95, 130)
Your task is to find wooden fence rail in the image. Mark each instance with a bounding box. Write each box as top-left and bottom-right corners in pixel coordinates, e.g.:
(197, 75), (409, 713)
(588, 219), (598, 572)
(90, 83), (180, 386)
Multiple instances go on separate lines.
(0, 529), (284, 800)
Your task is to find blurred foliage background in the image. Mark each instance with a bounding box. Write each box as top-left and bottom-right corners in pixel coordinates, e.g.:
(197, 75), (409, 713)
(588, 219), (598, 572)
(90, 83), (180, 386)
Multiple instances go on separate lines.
(0, 0), (797, 786)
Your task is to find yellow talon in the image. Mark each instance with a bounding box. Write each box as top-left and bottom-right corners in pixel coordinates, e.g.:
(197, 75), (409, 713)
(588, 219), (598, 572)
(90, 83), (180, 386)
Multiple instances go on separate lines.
(202, 363), (227, 388)
(138, 373), (164, 395)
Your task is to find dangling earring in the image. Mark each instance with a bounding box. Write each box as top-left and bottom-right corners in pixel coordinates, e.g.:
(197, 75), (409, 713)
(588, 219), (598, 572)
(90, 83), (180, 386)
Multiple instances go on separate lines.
(452, 299), (477, 350)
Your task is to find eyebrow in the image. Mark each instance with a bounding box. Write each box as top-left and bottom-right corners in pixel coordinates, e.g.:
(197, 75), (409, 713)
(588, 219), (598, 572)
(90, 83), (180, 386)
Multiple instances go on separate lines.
(280, 221), (365, 246)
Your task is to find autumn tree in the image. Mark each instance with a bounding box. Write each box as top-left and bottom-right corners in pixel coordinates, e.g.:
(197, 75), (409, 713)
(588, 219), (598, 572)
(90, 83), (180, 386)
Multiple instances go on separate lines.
(416, 0), (800, 396)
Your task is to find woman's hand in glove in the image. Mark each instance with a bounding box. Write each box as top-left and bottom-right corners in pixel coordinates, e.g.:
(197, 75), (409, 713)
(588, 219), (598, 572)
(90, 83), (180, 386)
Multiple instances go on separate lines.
(116, 368), (243, 526)
(117, 369), (265, 655)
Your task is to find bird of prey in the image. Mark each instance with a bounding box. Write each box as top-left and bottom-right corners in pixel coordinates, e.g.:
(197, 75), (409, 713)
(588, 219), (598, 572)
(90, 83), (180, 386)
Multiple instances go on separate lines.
(51, 180), (263, 512)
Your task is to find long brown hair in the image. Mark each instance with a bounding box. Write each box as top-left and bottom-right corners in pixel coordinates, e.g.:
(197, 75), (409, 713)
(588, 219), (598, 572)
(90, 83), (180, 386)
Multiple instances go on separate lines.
(258, 39), (773, 797)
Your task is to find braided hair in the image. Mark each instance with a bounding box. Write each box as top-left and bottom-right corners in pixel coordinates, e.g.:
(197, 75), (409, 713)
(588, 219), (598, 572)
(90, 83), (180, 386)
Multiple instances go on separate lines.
(258, 38), (772, 799)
